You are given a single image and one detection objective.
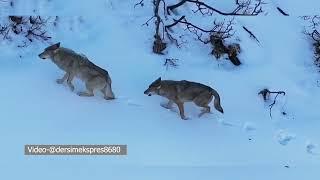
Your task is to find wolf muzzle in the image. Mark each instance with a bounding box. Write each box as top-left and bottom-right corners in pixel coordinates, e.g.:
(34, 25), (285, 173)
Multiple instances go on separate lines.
(144, 90), (152, 96)
(38, 54), (46, 59)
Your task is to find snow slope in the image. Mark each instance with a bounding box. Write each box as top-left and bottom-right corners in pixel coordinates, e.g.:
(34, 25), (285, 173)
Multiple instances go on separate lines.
(0, 0), (319, 179)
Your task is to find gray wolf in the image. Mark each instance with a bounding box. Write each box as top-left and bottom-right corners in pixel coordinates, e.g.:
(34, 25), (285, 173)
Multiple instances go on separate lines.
(38, 42), (115, 100)
(144, 77), (224, 120)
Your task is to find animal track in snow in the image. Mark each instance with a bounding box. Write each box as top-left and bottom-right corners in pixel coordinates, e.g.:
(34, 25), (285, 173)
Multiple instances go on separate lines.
(126, 99), (143, 107)
(275, 130), (296, 146)
(306, 141), (319, 155)
(243, 122), (257, 132)
(217, 118), (235, 127)
(116, 96), (143, 107)
(243, 122), (257, 141)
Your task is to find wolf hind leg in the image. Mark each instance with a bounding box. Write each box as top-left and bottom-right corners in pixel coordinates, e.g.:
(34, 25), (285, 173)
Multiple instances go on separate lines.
(101, 82), (115, 100)
(77, 79), (96, 97)
(198, 106), (211, 117)
(194, 93), (213, 117)
(77, 88), (94, 97)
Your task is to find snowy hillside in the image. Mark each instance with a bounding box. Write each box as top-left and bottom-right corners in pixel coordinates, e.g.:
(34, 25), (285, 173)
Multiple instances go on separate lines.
(0, 0), (319, 179)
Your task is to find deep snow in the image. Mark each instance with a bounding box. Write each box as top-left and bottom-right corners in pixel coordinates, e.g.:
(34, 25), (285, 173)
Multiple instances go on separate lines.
(0, 0), (319, 179)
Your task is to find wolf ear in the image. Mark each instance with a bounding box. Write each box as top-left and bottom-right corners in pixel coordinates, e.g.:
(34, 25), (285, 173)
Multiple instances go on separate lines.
(155, 77), (161, 84)
(46, 42), (60, 50)
(151, 77), (161, 86)
(52, 42), (60, 49)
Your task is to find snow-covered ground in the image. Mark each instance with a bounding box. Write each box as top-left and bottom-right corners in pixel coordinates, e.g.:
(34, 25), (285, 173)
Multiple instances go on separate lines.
(0, 0), (319, 179)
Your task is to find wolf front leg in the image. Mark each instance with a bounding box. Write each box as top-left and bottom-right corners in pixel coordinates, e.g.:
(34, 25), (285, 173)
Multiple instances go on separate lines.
(56, 73), (69, 84)
(175, 101), (188, 120)
(161, 100), (173, 109)
(66, 73), (75, 92)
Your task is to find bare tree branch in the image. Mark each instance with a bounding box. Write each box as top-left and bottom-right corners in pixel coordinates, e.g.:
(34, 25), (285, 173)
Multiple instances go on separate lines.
(165, 16), (234, 42)
(1, 16), (53, 47)
(259, 88), (286, 118)
(167, 0), (264, 16)
(165, 16), (241, 65)
(302, 16), (320, 69)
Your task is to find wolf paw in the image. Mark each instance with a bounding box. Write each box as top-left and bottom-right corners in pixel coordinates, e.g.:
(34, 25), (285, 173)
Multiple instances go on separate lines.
(77, 92), (94, 97)
(198, 111), (212, 117)
(68, 85), (75, 92)
(181, 116), (190, 120)
(104, 96), (115, 100)
(56, 79), (64, 84)
(160, 103), (172, 109)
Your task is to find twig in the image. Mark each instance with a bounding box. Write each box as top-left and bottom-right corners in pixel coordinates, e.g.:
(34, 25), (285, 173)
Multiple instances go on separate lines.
(163, 58), (179, 70)
(142, 16), (156, 26)
(242, 26), (260, 44)
(134, 0), (144, 8)
(276, 7), (289, 16)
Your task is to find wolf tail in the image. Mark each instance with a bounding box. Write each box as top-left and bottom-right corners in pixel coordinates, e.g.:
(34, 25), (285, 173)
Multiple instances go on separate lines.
(211, 88), (224, 114)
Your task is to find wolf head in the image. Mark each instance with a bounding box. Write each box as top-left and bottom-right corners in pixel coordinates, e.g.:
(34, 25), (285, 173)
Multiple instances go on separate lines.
(144, 77), (162, 96)
(38, 42), (60, 60)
